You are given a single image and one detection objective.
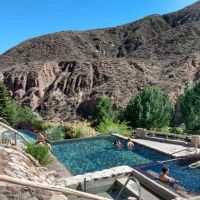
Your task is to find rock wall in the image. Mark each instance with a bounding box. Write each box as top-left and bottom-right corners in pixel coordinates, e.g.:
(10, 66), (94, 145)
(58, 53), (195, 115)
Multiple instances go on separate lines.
(0, 145), (68, 200)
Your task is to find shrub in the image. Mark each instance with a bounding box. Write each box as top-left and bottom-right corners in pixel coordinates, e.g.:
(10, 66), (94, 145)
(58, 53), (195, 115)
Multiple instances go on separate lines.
(181, 82), (200, 133)
(0, 84), (18, 125)
(65, 121), (96, 138)
(174, 127), (185, 135)
(125, 86), (174, 129)
(32, 120), (52, 132)
(45, 126), (66, 141)
(151, 126), (173, 134)
(92, 96), (114, 125)
(16, 106), (38, 124)
(25, 143), (51, 165)
(97, 119), (132, 136)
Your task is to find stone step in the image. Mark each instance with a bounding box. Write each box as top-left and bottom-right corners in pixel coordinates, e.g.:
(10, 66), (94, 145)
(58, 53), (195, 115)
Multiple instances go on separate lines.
(97, 192), (114, 200)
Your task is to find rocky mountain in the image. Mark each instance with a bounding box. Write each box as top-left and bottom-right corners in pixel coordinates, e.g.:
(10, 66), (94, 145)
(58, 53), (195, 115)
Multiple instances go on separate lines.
(0, 1), (200, 122)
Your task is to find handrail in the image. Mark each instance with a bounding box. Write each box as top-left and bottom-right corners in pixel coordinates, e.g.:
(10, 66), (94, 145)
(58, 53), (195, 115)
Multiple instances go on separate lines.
(115, 174), (141, 200)
(0, 175), (111, 200)
(0, 117), (10, 126)
(0, 121), (30, 144)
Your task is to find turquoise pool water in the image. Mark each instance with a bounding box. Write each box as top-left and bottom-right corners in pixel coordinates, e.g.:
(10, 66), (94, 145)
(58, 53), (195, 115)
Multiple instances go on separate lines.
(17, 130), (36, 142)
(139, 160), (200, 194)
(52, 136), (169, 175)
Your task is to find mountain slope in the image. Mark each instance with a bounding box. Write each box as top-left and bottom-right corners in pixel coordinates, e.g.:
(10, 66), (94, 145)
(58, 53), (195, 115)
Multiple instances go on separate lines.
(0, 1), (200, 122)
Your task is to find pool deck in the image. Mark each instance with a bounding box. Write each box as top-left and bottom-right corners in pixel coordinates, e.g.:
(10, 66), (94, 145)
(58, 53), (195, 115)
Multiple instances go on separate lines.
(113, 134), (197, 157)
(132, 138), (196, 157)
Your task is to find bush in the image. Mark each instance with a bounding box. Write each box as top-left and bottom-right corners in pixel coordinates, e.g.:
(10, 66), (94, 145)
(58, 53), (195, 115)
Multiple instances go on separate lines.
(125, 86), (174, 129)
(16, 120), (52, 133)
(97, 119), (132, 136)
(45, 126), (66, 141)
(174, 127), (185, 135)
(16, 106), (38, 124)
(0, 84), (18, 125)
(65, 121), (96, 138)
(25, 143), (51, 165)
(32, 120), (52, 132)
(151, 126), (173, 134)
(92, 96), (114, 125)
(181, 82), (200, 133)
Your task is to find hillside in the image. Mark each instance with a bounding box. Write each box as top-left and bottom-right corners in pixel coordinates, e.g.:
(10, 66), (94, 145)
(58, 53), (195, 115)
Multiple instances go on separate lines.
(0, 1), (200, 122)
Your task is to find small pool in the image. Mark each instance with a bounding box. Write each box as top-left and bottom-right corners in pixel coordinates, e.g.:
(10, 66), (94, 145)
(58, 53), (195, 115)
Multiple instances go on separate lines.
(18, 130), (36, 143)
(139, 160), (200, 194)
(52, 136), (169, 175)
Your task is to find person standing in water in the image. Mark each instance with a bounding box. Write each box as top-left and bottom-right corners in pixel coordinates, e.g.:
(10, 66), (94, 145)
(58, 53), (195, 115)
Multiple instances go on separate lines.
(159, 167), (178, 183)
(127, 138), (134, 149)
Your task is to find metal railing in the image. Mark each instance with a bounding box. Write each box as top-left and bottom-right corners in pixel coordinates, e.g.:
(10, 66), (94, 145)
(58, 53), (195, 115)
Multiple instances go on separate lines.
(0, 175), (111, 200)
(0, 121), (30, 145)
(115, 174), (141, 200)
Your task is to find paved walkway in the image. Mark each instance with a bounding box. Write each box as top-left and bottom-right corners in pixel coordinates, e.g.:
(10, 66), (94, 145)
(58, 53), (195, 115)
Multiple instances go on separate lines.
(132, 138), (196, 157)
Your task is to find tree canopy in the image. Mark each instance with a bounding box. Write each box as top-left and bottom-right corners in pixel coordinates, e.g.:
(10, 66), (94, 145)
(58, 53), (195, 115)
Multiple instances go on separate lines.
(92, 96), (114, 125)
(0, 84), (17, 125)
(181, 82), (200, 133)
(125, 86), (174, 129)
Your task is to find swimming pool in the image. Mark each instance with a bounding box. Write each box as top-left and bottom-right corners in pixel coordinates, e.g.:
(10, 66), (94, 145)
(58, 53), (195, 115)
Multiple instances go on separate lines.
(139, 160), (200, 194)
(18, 130), (36, 143)
(52, 136), (169, 175)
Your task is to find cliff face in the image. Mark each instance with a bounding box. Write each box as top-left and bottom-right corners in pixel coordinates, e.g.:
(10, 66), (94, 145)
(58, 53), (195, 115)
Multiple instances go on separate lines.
(1, 1), (200, 122)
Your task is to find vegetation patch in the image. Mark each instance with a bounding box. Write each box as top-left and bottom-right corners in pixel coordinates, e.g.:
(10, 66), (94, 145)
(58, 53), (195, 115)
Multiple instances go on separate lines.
(25, 143), (51, 165)
(65, 121), (96, 138)
(97, 119), (132, 136)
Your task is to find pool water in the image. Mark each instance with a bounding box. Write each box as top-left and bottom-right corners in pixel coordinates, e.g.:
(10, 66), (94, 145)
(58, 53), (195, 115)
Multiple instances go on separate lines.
(18, 130), (36, 143)
(52, 136), (169, 175)
(140, 161), (200, 194)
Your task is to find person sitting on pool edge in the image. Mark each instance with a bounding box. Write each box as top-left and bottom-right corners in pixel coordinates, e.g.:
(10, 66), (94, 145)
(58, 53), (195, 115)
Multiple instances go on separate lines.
(36, 132), (45, 144)
(127, 138), (134, 149)
(36, 132), (52, 150)
(114, 139), (122, 148)
(159, 167), (179, 183)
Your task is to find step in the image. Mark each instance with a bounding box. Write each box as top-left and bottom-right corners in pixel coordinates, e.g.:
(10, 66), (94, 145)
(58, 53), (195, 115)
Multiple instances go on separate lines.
(68, 192), (114, 200)
(97, 192), (115, 200)
(117, 177), (163, 200)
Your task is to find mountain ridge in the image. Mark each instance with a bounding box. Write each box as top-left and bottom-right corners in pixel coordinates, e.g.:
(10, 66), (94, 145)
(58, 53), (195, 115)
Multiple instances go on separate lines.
(0, 1), (200, 122)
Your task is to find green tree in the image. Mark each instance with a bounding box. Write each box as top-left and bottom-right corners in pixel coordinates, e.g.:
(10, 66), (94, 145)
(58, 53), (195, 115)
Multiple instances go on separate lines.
(16, 105), (38, 124)
(0, 84), (17, 125)
(92, 96), (114, 125)
(125, 86), (174, 129)
(181, 82), (200, 133)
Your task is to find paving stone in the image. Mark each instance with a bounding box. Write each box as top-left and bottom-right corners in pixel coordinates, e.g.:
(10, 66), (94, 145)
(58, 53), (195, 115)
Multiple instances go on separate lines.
(0, 194), (8, 200)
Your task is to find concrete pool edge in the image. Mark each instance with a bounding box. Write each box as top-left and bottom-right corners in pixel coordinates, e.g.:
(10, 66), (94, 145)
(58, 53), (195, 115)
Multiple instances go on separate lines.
(112, 133), (196, 158)
(50, 135), (111, 145)
(50, 134), (200, 199)
(64, 165), (183, 200)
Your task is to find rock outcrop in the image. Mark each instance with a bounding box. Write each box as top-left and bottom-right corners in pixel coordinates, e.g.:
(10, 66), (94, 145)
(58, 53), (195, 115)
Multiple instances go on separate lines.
(0, 144), (68, 200)
(1, 1), (200, 122)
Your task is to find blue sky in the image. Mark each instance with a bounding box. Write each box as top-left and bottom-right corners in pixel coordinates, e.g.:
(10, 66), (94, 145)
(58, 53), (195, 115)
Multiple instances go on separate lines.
(0, 0), (197, 54)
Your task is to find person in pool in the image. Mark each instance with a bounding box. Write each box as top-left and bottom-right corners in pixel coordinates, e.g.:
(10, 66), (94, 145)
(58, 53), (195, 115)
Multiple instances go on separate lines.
(127, 138), (134, 149)
(159, 167), (179, 183)
(114, 139), (122, 148)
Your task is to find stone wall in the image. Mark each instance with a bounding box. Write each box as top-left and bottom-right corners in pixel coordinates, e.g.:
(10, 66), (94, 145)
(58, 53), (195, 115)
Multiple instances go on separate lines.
(0, 145), (68, 200)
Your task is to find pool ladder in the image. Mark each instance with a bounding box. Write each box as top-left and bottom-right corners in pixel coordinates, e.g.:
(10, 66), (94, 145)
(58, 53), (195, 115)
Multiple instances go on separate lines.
(115, 174), (141, 200)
